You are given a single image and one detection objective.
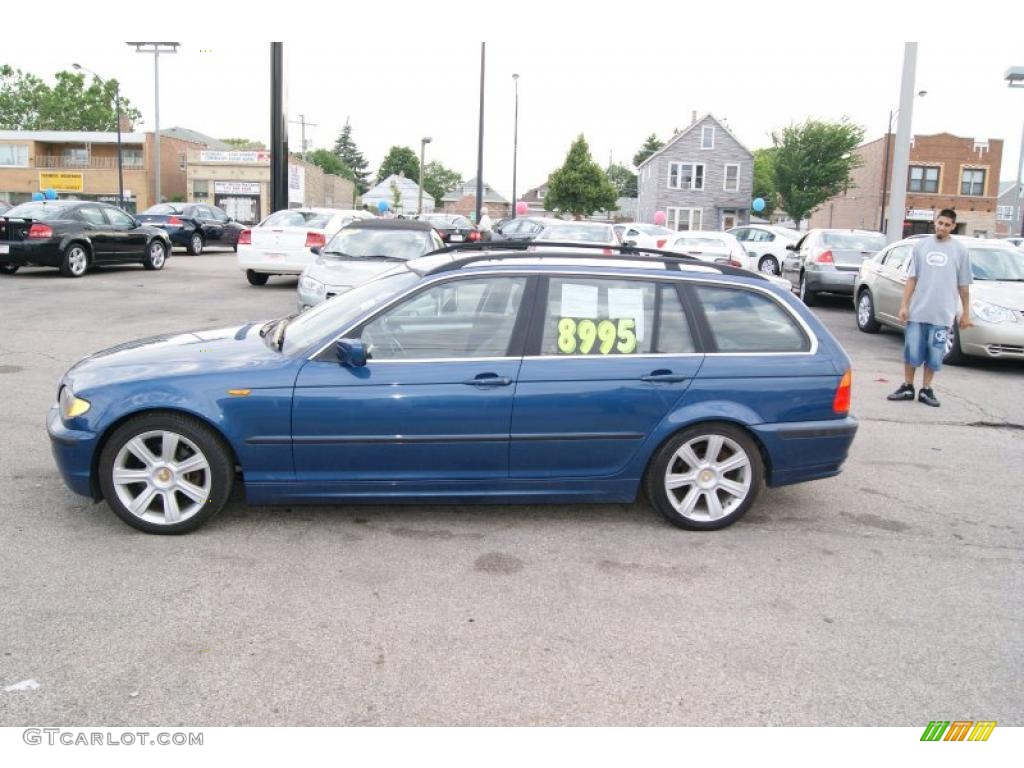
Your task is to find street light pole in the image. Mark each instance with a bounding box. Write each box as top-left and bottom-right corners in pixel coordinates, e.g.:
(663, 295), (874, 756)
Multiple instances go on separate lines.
(879, 110), (893, 232)
(1007, 67), (1024, 236)
(418, 136), (432, 215)
(73, 63), (125, 210)
(512, 73), (519, 218)
(475, 43), (485, 225)
(128, 43), (179, 206)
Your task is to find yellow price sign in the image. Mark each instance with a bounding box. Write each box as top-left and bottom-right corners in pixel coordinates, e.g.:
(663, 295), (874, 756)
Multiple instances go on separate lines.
(557, 318), (637, 355)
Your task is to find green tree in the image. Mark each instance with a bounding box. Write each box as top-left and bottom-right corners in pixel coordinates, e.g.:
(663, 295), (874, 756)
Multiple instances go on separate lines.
(632, 133), (664, 168)
(752, 148), (778, 217)
(390, 180), (403, 211)
(544, 135), (619, 219)
(377, 145), (420, 184)
(221, 137), (266, 150)
(422, 161), (463, 207)
(0, 65), (141, 131)
(606, 162), (638, 198)
(332, 117), (370, 193)
(771, 118), (865, 226)
(305, 148), (356, 182)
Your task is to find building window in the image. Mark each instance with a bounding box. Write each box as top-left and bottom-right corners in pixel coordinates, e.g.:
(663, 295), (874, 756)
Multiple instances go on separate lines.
(193, 179), (209, 197)
(121, 149), (144, 168)
(537, 189), (545, 200)
(0, 144), (29, 167)
(178, 152), (187, 171)
(961, 168), (985, 196)
(701, 126), (715, 149)
(667, 207), (703, 231)
(62, 147), (89, 167)
(668, 162), (705, 190)
(996, 205), (1014, 221)
(724, 164), (740, 192)
(908, 166), (939, 193)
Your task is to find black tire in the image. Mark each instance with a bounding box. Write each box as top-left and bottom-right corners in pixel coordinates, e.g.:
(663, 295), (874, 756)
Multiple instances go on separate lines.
(187, 232), (204, 255)
(246, 269), (269, 286)
(943, 323), (966, 366)
(644, 422), (764, 531)
(143, 240), (167, 270)
(856, 290), (881, 333)
(0, 263), (19, 275)
(98, 412), (235, 534)
(59, 242), (89, 277)
(798, 271), (818, 306)
(758, 256), (780, 276)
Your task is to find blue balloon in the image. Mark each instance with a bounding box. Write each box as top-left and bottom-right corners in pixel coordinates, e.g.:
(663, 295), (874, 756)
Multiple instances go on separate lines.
(44, 188), (58, 200)
(32, 192), (44, 201)
(752, 197), (766, 213)
(377, 200), (390, 213)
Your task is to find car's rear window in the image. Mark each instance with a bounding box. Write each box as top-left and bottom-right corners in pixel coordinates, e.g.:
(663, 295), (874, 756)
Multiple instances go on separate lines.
(542, 225), (614, 242)
(262, 210), (333, 228)
(324, 227), (437, 261)
(673, 236), (730, 249)
(695, 285), (809, 353)
(143, 204), (182, 215)
(4, 203), (74, 221)
(822, 233), (886, 250)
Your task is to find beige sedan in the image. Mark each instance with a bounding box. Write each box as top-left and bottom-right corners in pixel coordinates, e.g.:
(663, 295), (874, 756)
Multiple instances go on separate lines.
(853, 236), (1024, 363)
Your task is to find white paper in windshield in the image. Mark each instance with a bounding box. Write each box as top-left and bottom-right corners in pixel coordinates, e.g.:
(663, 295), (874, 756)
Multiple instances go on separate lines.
(560, 283), (598, 317)
(608, 288), (646, 341)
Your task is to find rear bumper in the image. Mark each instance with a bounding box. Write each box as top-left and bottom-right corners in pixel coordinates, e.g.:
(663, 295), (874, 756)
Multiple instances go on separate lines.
(806, 269), (858, 294)
(752, 416), (859, 487)
(237, 245), (314, 275)
(0, 240), (62, 267)
(47, 406), (99, 499)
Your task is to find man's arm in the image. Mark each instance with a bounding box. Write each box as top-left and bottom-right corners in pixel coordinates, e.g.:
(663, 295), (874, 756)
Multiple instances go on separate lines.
(958, 284), (972, 329)
(898, 277), (917, 323)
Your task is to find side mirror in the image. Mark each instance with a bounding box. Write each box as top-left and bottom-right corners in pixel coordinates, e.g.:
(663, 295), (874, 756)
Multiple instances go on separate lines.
(786, 243), (797, 251)
(310, 245), (322, 256)
(624, 239), (637, 247)
(335, 338), (367, 367)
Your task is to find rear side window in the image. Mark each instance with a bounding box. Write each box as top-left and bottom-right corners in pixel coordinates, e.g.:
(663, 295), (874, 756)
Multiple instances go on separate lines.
(694, 285), (809, 353)
(78, 206), (107, 225)
(541, 277), (696, 356)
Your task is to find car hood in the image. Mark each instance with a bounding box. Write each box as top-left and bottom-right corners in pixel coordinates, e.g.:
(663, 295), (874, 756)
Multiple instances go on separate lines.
(305, 256), (404, 289)
(974, 280), (1024, 310)
(65, 323), (297, 390)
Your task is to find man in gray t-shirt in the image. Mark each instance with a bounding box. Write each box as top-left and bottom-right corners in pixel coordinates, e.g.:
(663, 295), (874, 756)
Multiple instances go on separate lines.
(886, 209), (972, 407)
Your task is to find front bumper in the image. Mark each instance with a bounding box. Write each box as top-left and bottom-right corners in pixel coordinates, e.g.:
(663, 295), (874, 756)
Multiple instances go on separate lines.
(296, 282), (353, 313)
(960, 321), (1024, 359)
(47, 405), (99, 499)
(752, 416), (859, 487)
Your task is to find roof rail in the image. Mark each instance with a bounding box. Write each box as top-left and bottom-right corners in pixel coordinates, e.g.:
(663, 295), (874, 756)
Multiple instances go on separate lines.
(420, 240), (766, 280)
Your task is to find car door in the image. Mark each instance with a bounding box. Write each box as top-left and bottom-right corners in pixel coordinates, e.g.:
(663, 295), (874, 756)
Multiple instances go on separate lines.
(103, 205), (148, 260)
(873, 244), (912, 325)
(75, 204), (116, 260)
(291, 275), (534, 484)
(510, 275), (704, 479)
(195, 205), (224, 242)
(782, 232), (810, 287)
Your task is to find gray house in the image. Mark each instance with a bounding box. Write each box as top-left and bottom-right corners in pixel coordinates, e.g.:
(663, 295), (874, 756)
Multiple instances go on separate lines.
(637, 114), (753, 231)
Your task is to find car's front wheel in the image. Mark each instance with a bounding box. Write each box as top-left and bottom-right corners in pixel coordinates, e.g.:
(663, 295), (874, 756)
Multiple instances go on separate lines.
(856, 290), (881, 333)
(943, 322), (967, 365)
(758, 256), (780, 275)
(246, 270), (269, 286)
(645, 422), (764, 530)
(143, 240), (167, 270)
(98, 412), (235, 534)
(188, 232), (204, 255)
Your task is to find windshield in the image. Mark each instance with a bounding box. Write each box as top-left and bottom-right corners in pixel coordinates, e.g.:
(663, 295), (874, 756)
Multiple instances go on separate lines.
(5, 203), (73, 220)
(280, 269), (420, 355)
(822, 232), (886, 250)
(541, 224), (614, 243)
(969, 247), (1024, 280)
(323, 227), (437, 261)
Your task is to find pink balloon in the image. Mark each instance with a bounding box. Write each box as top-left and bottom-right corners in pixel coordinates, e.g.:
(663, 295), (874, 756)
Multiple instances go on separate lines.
(653, 211), (667, 226)
(515, 201), (528, 216)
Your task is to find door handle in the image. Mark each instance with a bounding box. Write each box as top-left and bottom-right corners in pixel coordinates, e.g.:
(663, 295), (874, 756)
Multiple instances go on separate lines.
(641, 370), (688, 383)
(463, 373), (512, 387)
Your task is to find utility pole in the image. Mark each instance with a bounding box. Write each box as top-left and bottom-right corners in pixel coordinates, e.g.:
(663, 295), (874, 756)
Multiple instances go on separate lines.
(270, 43), (288, 213)
(475, 43), (485, 224)
(127, 42), (179, 206)
(886, 43), (918, 244)
(289, 114), (317, 161)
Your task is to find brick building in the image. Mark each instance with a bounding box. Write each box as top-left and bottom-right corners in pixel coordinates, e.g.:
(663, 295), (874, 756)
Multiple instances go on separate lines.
(810, 132), (1003, 237)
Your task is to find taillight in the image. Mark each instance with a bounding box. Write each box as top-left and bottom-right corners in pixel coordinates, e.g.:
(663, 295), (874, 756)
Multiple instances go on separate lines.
(656, 238), (667, 248)
(305, 231), (326, 248)
(816, 249), (834, 264)
(238, 229), (252, 245)
(28, 223), (53, 239)
(468, 231), (480, 242)
(833, 369), (852, 414)
(602, 247), (615, 255)
(167, 216), (184, 226)
(727, 259), (742, 267)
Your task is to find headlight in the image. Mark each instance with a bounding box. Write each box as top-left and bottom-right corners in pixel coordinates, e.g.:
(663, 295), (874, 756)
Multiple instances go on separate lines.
(299, 275), (325, 295)
(971, 299), (1017, 324)
(58, 386), (91, 420)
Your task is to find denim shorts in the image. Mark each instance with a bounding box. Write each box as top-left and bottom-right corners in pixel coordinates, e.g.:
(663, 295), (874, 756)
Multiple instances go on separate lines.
(904, 321), (948, 372)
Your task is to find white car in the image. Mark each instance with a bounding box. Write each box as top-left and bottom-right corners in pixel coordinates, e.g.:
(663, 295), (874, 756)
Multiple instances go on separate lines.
(728, 224), (801, 275)
(532, 222), (618, 254)
(661, 230), (747, 266)
(613, 222), (674, 248)
(237, 208), (374, 286)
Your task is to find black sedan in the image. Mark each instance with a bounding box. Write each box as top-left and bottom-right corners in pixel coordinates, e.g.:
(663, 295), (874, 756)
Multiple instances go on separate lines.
(416, 213), (480, 243)
(137, 202), (246, 255)
(0, 200), (171, 277)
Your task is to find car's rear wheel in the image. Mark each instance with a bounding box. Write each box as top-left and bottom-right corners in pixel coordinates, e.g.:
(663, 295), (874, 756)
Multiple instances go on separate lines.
(645, 422), (764, 531)
(943, 322), (966, 365)
(188, 232), (204, 255)
(143, 241), (167, 270)
(0, 263), (19, 275)
(60, 243), (89, 277)
(856, 290), (881, 333)
(98, 412), (235, 534)
(246, 269), (269, 286)
(758, 256), (780, 275)
(798, 271), (818, 306)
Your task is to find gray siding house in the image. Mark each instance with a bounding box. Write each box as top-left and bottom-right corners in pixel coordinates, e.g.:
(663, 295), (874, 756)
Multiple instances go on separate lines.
(637, 114), (753, 231)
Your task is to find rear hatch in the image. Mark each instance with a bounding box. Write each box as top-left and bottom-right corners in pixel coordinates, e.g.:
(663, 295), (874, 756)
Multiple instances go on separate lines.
(0, 217), (33, 248)
(830, 248), (879, 271)
(250, 226), (317, 252)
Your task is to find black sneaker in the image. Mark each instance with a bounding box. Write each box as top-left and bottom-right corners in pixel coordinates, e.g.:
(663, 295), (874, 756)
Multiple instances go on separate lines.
(887, 382), (915, 401)
(918, 387), (940, 407)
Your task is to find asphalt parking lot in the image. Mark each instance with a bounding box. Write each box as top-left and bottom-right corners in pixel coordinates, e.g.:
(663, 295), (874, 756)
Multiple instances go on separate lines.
(1, 250), (1021, 726)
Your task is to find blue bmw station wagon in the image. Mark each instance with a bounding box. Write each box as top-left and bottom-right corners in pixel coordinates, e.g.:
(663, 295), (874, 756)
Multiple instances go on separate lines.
(48, 246), (858, 534)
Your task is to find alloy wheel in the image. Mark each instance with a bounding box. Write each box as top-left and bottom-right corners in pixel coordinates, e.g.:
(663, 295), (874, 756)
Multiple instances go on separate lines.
(663, 434), (753, 522)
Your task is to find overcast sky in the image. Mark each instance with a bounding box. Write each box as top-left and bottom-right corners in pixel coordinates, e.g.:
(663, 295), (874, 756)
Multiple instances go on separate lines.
(6, 3), (1024, 202)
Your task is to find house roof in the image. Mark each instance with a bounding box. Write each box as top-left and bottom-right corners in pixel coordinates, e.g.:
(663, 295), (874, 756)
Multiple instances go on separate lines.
(360, 173), (426, 199)
(162, 127), (233, 150)
(0, 129), (147, 144)
(636, 114), (753, 170)
(442, 177), (510, 204)
(999, 180), (1019, 196)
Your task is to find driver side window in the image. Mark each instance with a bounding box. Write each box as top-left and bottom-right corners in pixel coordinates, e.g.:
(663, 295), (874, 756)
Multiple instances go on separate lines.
(360, 277), (528, 360)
